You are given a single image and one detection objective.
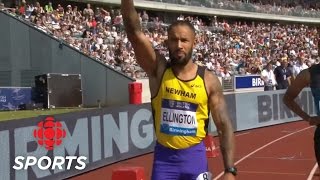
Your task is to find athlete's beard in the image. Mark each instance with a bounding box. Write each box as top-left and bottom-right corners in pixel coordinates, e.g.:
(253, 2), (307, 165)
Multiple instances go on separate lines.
(169, 49), (193, 67)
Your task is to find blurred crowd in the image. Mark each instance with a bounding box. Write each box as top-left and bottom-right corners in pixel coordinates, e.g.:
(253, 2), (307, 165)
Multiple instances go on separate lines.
(0, 1), (319, 80)
(148, 0), (320, 18)
(184, 17), (319, 79)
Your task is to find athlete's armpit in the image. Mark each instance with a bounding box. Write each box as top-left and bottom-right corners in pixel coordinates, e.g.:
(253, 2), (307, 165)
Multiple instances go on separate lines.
(148, 53), (168, 98)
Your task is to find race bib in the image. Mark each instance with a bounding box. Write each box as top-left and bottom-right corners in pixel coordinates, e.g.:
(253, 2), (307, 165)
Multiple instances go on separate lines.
(196, 172), (212, 180)
(160, 99), (198, 136)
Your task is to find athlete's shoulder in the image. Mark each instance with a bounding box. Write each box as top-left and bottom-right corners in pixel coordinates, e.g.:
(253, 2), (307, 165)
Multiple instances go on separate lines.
(294, 68), (311, 86)
(309, 64), (320, 73)
(202, 66), (221, 93)
(201, 65), (214, 72)
(197, 65), (216, 79)
(197, 65), (215, 73)
(298, 68), (310, 77)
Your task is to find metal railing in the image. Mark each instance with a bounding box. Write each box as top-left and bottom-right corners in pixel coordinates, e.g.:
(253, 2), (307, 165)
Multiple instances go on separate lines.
(222, 77), (235, 92)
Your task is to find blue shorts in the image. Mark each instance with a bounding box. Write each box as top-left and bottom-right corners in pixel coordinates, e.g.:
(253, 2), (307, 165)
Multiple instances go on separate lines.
(151, 141), (211, 180)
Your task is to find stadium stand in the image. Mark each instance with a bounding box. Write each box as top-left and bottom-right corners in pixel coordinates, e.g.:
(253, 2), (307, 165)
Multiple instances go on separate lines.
(146, 0), (320, 18)
(0, 1), (318, 83)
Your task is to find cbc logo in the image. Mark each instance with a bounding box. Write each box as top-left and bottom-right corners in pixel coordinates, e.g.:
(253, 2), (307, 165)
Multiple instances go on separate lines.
(33, 116), (66, 150)
(12, 116), (87, 171)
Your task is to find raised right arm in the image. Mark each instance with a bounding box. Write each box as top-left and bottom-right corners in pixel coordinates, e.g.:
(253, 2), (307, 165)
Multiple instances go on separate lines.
(121, 0), (165, 77)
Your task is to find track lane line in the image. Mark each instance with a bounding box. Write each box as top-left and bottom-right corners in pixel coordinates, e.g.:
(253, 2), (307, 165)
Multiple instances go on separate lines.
(307, 163), (318, 180)
(238, 170), (306, 176)
(235, 132), (251, 137)
(213, 126), (314, 180)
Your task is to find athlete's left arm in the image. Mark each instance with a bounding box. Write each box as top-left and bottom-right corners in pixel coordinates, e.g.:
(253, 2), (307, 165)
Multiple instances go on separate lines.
(205, 70), (236, 173)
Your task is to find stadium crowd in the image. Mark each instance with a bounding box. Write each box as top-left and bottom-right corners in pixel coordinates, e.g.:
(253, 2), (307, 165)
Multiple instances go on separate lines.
(0, 1), (319, 80)
(148, 0), (320, 18)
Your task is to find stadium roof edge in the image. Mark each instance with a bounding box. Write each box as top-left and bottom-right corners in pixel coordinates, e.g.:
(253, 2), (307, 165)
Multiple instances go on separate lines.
(70, 0), (320, 24)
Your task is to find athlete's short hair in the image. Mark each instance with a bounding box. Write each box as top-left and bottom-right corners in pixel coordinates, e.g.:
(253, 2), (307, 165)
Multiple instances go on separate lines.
(167, 20), (196, 36)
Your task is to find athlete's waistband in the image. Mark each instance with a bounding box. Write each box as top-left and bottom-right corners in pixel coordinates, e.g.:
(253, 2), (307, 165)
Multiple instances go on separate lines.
(155, 141), (205, 152)
(154, 141), (206, 163)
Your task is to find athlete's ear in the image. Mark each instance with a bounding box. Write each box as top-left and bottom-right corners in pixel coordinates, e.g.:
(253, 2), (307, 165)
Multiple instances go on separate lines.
(192, 35), (197, 48)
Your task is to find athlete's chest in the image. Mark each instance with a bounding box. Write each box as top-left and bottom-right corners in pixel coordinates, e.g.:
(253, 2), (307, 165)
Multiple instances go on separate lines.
(161, 78), (205, 101)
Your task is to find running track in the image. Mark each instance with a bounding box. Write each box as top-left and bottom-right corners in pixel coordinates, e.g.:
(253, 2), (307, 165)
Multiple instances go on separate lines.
(71, 120), (319, 180)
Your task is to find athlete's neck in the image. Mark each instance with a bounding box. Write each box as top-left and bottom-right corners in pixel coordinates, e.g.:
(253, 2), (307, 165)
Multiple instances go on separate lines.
(171, 61), (198, 81)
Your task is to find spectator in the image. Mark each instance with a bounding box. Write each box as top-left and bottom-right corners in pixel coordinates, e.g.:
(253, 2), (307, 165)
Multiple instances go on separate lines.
(34, 2), (44, 15)
(221, 66), (232, 78)
(260, 62), (276, 91)
(292, 56), (309, 79)
(44, 2), (53, 13)
(147, 0), (320, 18)
(83, 3), (94, 18)
(274, 59), (292, 90)
(2, 2), (319, 81)
(18, 1), (26, 15)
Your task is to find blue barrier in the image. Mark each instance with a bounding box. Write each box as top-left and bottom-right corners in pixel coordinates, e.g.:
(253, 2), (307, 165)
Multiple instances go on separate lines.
(234, 75), (264, 89)
(0, 87), (33, 110)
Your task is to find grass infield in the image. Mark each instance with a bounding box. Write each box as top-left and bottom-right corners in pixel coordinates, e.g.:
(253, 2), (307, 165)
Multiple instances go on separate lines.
(0, 108), (87, 122)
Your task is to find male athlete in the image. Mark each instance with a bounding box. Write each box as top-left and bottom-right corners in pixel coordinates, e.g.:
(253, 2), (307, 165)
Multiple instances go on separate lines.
(121, 1), (236, 179)
(283, 64), (320, 168)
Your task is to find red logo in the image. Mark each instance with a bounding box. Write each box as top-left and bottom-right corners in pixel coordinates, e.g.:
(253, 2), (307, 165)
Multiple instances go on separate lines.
(33, 116), (66, 150)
